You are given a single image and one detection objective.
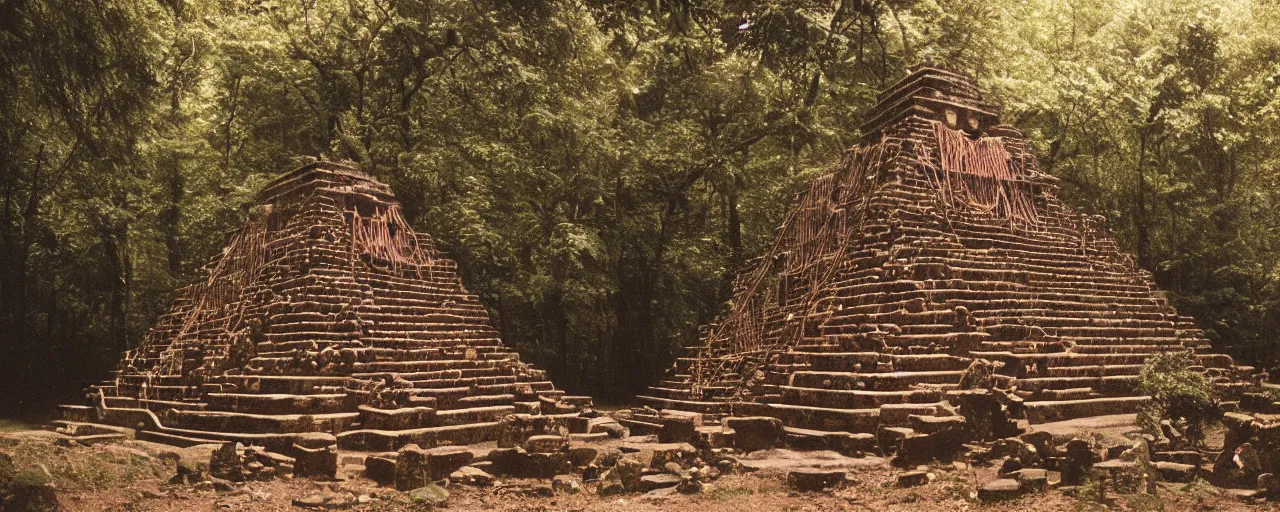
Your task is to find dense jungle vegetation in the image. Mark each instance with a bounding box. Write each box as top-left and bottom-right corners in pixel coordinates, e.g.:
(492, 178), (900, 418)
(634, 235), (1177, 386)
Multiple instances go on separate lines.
(3, 0), (1280, 415)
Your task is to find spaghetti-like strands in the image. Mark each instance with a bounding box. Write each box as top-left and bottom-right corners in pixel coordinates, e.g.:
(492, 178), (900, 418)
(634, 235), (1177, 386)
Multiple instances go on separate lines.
(349, 205), (436, 278)
(688, 142), (896, 398)
(928, 121), (1039, 226)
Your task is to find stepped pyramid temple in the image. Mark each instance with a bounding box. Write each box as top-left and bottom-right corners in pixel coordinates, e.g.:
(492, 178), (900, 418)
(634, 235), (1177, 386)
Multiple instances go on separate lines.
(59, 162), (592, 459)
(632, 67), (1252, 449)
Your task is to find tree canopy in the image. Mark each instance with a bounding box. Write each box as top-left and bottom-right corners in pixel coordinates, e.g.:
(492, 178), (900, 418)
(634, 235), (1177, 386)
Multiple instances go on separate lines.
(3, 0), (1280, 415)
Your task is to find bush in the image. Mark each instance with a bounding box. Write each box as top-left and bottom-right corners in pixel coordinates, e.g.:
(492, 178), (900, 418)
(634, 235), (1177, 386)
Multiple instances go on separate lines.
(1136, 352), (1217, 445)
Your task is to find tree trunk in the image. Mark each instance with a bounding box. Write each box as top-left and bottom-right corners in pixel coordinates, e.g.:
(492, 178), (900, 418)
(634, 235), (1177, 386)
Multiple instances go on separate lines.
(1135, 129), (1148, 268)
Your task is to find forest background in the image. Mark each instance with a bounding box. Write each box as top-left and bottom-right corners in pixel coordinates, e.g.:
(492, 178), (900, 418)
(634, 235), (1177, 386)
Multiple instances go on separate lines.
(3, 0), (1280, 417)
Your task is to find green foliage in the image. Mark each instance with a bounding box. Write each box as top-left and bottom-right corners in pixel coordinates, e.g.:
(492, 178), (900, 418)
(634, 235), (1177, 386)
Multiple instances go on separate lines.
(1136, 352), (1217, 444)
(4, 0), (1280, 409)
(1073, 476), (1106, 511)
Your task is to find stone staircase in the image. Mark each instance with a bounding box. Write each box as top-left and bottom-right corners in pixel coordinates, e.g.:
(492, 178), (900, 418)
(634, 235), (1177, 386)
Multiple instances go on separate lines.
(61, 162), (589, 452)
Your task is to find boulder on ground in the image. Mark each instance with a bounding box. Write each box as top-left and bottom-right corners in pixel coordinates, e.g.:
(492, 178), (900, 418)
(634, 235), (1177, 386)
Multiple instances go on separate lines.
(1010, 468), (1047, 493)
(978, 478), (1021, 502)
(567, 445), (599, 467)
(613, 456), (646, 491)
(1155, 461), (1197, 483)
(552, 474), (581, 493)
(1259, 472), (1277, 498)
(1060, 439), (1092, 486)
(407, 484), (449, 507)
(292, 443), (338, 480)
(677, 476), (702, 494)
(897, 470), (931, 487)
(426, 446), (474, 478)
(649, 443), (698, 469)
(525, 434), (569, 454)
(449, 466), (494, 486)
(787, 469), (847, 492)
(394, 444), (431, 491)
(364, 453), (396, 485)
(640, 474), (681, 491)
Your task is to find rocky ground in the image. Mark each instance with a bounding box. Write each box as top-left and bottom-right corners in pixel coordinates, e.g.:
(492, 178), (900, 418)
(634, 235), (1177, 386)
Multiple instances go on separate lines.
(0, 414), (1268, 512)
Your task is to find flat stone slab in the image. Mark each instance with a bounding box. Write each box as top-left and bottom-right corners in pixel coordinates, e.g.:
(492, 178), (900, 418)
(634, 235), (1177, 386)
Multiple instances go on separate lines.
(787, 468), (847, 492)
(979, 478), (1022, 502)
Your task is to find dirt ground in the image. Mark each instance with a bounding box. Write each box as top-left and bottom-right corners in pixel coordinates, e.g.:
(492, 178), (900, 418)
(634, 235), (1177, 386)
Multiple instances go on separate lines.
(0, 415), (1269, 512)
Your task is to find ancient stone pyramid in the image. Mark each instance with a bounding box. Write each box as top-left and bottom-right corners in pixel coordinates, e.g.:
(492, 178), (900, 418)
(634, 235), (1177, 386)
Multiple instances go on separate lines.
(62, 162), (589, 451)
(637, 67), (1250, 435)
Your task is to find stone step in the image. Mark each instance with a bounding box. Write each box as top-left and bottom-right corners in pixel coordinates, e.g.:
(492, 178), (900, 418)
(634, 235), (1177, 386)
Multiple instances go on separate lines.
(765, 403), (880, 433)
(337, 422), (504, 452)
(778, 385), (944, 409)
(169, 410), (361, 433)
(789, 370), (964, 391)
(1024, 396), (1151, 423)
(205, 393), (355, 415)
(217, 375), (350, 395)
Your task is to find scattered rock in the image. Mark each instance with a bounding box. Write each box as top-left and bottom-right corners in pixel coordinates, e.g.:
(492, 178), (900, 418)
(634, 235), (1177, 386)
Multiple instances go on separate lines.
(1060, 439), (1092, 486)
(998, 457), (1023, 477)
(525, 434), (569, 454)
(613, 456), (645, 491)
(979, 478), (1022, 502)
(1010, 468), (1047, 493)
(293, 444), (338, 480)
(363, 453), (396, 485)
(567, 445), (599, 467)
(648, 443), (697, 469)
(552, 474), (581, 494)
(394, 444), (430, 491)
(640, 473), (681, 491)
(1239, 443), (1262, 476)
(786, 468), (847, 492)
(1259, 472), (1277, 498)
(450, 466), (494, 486)
(1155, 461), (1196, 483)
(596, 469), (625, 496)
(1018, 431), (1052, 456)
(897, 470), (931, 487)
(426, 446), (473, 479)
(292, 494), (326, 508)
(407, 484), (449, 507)
(677, 476), (702, 494)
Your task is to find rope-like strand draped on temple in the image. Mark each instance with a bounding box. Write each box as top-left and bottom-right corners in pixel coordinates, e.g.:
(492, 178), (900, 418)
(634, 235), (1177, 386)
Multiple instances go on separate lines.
(927, 121), (1039, 226)
(687, 141), (897, 398)
(349, 205), (436, 278)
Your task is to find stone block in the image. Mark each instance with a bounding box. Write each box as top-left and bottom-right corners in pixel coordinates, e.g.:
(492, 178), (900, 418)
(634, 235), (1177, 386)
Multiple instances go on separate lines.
(426, 446), (473, 479)
(394, 444), (431, 491)
(787, 469), (847, 492)
(1010, 468), (1047, 493)
(363, 453), (397, 485)
(292, 443), (337, 480)
(978, 479), (1021, 502)
(897, 470), (931, 487)
(724, 416), (783, 452)
(659, 417), (698, 444)
(640, 474), (681, 491)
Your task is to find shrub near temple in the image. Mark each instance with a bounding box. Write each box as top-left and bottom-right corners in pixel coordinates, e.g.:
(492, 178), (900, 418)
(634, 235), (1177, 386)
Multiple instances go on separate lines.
(1137, 352), (1218, 446)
